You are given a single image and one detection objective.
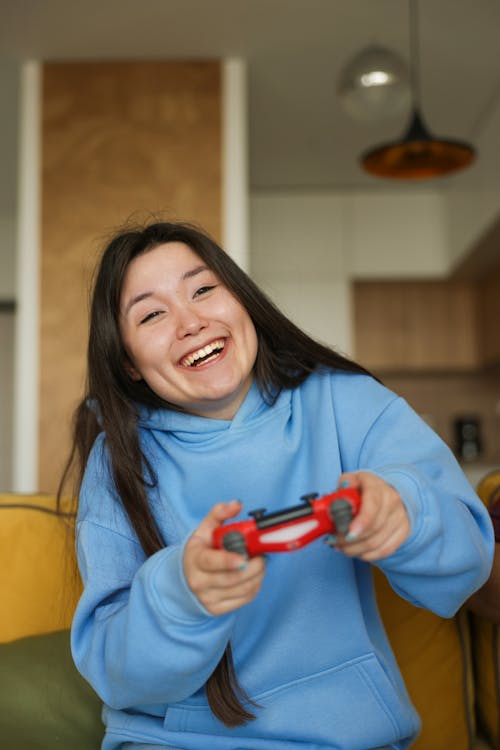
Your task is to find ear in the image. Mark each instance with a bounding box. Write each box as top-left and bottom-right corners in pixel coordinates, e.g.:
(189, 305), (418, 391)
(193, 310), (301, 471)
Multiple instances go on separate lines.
(123, 358), (142, 382)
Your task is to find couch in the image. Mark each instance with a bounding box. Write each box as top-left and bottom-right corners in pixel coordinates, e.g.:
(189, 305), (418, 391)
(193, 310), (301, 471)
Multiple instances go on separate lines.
(0, 484), (498, 750)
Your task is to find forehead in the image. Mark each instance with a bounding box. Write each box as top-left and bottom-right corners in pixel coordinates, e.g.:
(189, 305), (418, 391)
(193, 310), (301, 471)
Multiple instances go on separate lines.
(122, 241), (207, 288)
(134, 241), (202, 272)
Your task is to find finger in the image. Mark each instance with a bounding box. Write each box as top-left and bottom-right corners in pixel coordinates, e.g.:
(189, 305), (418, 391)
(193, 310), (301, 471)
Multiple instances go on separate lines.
(206, 556), (266, 588)
(341, 498), (380, 541)
(348, 498), (390, 540)
(194, 566), (266, 614)
(195, 545), (250, 574)
(336, 472), (376, 539)
(202, 571), (266, 615)
(186, 554), (265, 603)
(190, 500), (243, 547)
(344, 471), (399, 539)
(207, 568), (266, 601)
(198, 550), (265, 587)
(355, 524), (410, 562)
(337, 472), (361, 491)
(336, 504), (400, 548)
(354, 483), (407, 542)
(336, 514), (410, 560)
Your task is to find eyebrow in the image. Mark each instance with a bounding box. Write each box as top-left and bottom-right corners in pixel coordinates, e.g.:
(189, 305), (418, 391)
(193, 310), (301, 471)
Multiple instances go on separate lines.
(123, 264), (210, 316)
(182, 264), (209, 281)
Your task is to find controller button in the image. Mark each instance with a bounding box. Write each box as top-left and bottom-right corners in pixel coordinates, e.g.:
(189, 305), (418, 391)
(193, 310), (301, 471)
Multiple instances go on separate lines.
(249, 508), (267, 520)
(300, 493), (319, 504)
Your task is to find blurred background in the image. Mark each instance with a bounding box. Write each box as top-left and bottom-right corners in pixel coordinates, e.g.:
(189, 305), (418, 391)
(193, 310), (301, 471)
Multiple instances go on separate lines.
(0, 0), (499, 493)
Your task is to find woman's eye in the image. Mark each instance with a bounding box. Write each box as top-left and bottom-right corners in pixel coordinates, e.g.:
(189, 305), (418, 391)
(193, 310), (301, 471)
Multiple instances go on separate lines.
(140, 310), (163, 325)
(194, 285), (216, 298)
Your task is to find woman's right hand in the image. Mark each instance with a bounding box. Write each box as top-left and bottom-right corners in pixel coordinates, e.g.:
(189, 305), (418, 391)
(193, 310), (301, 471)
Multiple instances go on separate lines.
(183, 500), (266, 616)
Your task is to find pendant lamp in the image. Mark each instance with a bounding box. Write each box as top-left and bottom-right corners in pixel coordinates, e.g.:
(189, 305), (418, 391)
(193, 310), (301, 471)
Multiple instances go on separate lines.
(360, 0), (476, 179)
(337, 46), (411, 122)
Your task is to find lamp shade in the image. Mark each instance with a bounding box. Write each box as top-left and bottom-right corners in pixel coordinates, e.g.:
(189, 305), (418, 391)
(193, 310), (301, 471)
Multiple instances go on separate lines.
(361, 109), (476, 179)
(337, 46), (411, 122)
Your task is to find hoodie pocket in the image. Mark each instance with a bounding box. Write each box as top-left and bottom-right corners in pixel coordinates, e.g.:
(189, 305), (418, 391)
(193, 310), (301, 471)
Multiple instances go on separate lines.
(164, 653), (420, 748)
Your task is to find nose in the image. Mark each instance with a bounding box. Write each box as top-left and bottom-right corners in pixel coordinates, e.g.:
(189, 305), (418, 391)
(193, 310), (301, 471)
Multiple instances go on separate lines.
(175, 304), (207, 339)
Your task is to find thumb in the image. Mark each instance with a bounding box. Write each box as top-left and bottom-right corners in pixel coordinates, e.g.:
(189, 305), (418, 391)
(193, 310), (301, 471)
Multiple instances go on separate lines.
(192, 500), (243, 546)
(337, 473), (361, 491)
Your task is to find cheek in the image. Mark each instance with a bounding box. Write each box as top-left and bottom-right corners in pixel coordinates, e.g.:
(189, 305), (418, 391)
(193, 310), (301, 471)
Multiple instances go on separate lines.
(120, 330), (139, 366)
(246, 321), (258, 355)
(238, 314), (258, 364)
(121, 340), (144, 380)
(120, 327), (152, 375)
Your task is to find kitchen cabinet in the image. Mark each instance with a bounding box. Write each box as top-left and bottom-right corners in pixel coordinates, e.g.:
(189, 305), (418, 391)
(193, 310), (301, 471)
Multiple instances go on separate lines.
(353, 280), (480, 372)
(477, 265), (500, 366)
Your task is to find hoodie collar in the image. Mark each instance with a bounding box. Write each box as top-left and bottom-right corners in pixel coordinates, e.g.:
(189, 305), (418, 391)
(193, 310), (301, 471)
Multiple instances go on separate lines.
(136, 379), (284, 435)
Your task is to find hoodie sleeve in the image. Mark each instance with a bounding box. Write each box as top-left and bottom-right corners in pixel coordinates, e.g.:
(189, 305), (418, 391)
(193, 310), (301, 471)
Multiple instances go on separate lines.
(333, 374), (494, 617)
(71, 437), (236, 710)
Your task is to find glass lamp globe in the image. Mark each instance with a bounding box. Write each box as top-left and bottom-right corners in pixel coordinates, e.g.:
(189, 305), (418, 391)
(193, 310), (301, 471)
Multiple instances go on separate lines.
(337, 46), (411, 122)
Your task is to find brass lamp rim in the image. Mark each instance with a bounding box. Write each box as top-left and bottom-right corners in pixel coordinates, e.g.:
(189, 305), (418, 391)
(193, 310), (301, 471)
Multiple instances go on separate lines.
(360, 108), (476, 179)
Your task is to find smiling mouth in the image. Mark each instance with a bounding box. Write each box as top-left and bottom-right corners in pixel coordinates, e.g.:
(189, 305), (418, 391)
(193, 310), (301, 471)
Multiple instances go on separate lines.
(180, 339), (226, 368)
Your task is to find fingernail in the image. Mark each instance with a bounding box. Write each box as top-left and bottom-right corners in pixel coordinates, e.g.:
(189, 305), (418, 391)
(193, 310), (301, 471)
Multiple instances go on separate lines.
(324, 534), (337, 546)
(339, 481), (350, 488)
(346, 532), (358, 542)
(238, 560), (248, 570)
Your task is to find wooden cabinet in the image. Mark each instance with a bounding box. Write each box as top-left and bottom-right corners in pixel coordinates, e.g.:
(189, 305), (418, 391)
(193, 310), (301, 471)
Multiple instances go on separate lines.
(477, 265), (500, 366)
(353, 280), (480, 372)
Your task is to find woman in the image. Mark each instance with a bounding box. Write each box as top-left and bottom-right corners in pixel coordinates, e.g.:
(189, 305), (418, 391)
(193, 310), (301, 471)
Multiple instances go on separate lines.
(64, 220), (493, 750)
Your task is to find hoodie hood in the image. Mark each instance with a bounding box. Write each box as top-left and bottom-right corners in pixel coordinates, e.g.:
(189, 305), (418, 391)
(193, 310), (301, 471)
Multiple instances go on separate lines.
(136, 379), (283, 437)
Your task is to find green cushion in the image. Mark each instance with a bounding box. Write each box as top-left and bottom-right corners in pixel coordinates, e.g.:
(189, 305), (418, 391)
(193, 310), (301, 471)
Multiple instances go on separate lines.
(0, 629), (103, 749)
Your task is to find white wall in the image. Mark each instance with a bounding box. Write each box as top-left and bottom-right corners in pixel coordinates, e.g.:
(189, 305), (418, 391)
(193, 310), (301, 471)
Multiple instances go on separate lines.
(345, 191), (449, 278)
(251, 192), (352, 356)
(250, 188), (450, 358)
(445, 94), (500, 269)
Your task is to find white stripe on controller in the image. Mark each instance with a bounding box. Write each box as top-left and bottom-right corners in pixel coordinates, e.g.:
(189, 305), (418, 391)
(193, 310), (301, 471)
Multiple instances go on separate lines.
(259, 519), (319, 544)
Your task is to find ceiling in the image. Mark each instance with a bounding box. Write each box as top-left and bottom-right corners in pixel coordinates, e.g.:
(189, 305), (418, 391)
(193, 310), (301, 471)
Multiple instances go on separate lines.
(1, 0), (499, 191)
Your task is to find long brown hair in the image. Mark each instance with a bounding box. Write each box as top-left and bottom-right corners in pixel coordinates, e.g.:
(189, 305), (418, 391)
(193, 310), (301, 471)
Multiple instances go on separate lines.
(59, 220), (372, 726)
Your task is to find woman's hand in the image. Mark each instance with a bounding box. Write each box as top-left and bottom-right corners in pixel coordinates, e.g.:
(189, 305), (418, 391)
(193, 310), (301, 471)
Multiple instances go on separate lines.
(183, 500), (266, 616)
(331, 472), (411, 562)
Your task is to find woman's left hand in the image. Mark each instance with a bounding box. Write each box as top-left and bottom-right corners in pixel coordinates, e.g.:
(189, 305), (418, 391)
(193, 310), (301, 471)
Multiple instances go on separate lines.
(331, 471), (410, 562)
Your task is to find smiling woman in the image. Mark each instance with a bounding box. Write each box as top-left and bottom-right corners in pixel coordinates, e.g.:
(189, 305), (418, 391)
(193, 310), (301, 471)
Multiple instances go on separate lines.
(59, 220), (494, 750)
(119, 242), (258, 420)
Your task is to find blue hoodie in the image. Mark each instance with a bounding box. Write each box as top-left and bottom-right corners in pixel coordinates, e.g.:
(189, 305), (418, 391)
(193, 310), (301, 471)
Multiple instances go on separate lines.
(72, 371), (493, 750)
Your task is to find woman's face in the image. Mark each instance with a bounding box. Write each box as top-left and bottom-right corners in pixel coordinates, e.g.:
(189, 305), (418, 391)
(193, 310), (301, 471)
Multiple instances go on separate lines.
(119, 241), (258, 420)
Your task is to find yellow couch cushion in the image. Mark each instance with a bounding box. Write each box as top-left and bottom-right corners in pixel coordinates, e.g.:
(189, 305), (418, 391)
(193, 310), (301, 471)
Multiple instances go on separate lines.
(0, 493), (82, 643)
(374, 568), (474, 750)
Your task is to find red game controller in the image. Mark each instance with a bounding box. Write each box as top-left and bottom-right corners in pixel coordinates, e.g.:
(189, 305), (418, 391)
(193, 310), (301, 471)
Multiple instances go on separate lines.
(213, 487), (361, 558)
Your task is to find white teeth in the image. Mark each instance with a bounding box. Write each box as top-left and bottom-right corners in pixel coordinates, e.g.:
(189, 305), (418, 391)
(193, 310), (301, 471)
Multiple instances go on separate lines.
(180, 339), (225, 367)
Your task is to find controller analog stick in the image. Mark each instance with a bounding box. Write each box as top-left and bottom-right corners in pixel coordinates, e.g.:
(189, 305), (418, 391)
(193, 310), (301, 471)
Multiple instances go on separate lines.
(221, 530), (248, 557)
(329, 499), (353, 536)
